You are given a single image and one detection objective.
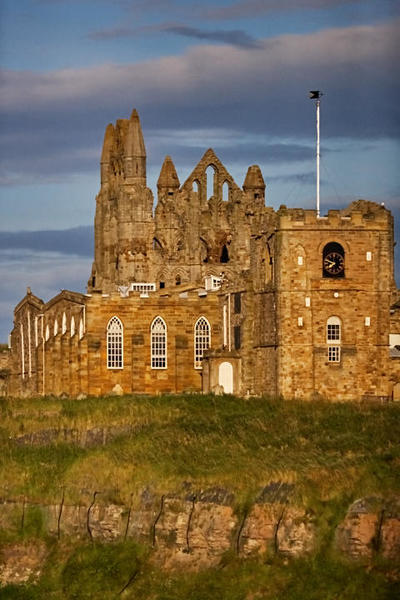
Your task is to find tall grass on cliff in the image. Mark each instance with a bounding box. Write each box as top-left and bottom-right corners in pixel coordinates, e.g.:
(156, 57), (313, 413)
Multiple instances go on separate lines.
(0, 542), (397, 600)
(0, 394), (398, 510)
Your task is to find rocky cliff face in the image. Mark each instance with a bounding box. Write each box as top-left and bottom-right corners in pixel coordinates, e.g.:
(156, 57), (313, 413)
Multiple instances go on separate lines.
(0, 488), (399, 586)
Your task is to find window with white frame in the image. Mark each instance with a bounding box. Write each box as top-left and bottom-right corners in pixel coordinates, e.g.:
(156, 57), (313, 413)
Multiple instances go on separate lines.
(107, 316), (123, 369)
(151, 316), (167, 369)
(326, 316), (341, 363)
(194, 316), (211, 369)
(130, 282), (156, 293)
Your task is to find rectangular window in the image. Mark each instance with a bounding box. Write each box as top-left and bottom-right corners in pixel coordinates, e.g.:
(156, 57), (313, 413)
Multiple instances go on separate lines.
(327, 324), (340, 342)
(234, 293), (241, 314)
(234, 325), (241, 350)
(130, 282), (156, 293)
(328, 346), (340, 363)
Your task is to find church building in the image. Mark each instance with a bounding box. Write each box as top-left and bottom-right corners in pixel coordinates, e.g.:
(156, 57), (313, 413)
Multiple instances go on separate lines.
(7, 109), (400, 401)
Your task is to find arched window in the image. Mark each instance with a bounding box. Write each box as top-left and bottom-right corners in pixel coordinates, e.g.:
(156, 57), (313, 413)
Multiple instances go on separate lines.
(175, 274), (181, 286)
(323, 242), (345, 278)
(45, 324), (50, 341)
(54, 319), (58, 337)
(220, 244), (229, 263)
(107, 316), (123, 369)
(151, 316), (167, 369)
(70, 316), (75, 337)
(62, 312), (67, 335)
(194, 317), (211, 369)
(326, 316), (341, 363)
(206, 165), (215, 200)
(79, 318), (84, 340)
(222, 180), (229, 201)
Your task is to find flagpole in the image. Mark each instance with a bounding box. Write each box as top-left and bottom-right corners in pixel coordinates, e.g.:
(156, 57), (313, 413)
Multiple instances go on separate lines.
(309, 91), (323, 218)
(316, 98), (320, 218)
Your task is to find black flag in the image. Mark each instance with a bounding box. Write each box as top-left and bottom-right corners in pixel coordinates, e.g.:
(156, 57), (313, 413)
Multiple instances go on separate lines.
(309, 90), (322, 99)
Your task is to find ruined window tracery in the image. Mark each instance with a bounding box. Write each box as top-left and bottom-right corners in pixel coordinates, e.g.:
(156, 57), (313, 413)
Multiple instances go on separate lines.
(194, 317), (211, 369)
(206, 165), (215, 200)
(151, 316), (167, 369)
(222, 180), (229, 201)
(107, 316), (123, 369)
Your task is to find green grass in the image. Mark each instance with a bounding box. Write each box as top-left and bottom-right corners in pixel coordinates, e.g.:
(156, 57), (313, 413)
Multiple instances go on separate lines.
(0, 394), (399, 598)
(0, 394), (399, 507)
(0, 543), (398, 599)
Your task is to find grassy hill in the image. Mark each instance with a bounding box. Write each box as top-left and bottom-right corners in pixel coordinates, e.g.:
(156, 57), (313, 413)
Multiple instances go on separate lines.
(0, 393), (399, 598)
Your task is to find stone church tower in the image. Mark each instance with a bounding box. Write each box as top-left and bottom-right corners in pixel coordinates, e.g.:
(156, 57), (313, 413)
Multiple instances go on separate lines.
(89, 109), (155, 292)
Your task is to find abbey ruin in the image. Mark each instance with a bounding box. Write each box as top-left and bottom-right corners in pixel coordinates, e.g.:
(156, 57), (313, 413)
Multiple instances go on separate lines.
(7, 109), (400, 400)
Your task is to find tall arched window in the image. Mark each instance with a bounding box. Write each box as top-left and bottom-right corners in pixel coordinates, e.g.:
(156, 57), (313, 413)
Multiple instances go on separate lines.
(206, 165), (215, 200)
(194, 317), (211, 369)
(151, 316), (167, 369)
(107, 316), (123, 369)
(70, 316), (75, 337)
(79, 318), (84, 340)
(326, 316), (341, 363)
(54, 319), (58, 337)
(62, 312), (67, 335)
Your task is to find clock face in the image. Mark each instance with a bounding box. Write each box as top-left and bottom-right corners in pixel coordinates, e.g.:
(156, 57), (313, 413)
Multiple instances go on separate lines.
(323, 251), (344, 276)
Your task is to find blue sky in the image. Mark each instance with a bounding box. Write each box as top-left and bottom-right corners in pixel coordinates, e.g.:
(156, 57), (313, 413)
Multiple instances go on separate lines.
(0, 0), (399, 341)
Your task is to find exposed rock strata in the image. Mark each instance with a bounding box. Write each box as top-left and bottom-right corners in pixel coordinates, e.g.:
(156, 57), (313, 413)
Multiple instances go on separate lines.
(0, 492), (399, 586)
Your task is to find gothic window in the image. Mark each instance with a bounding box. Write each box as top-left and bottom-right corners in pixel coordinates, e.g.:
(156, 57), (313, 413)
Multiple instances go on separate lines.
(107, 316), (123, 369)
(62, 312), (67, 335)
(220, 244), (229, 263)
(70, 316), (75, 337)
(54, 319), (58, 337)
(151, 317), (167, 369)
(79, 318), (84, 340)
(327, 316), (341, 363)
(206, 165), (215, 200)
(45, 324), (50, 341)
(194, 317), (211, 369)
(222, 181), (229, 201)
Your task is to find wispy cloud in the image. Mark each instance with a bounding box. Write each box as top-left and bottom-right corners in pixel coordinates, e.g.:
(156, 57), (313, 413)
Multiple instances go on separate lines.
(1, 20), (399, 184)
(89, 22), (261, 48)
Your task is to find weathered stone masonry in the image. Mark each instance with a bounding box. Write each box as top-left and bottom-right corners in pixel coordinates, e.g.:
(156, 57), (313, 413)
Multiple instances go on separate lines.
(7, 109), (400, 400)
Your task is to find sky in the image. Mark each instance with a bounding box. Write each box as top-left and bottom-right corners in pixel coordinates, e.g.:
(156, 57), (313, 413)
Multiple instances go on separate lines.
(0, 0), (399, 341)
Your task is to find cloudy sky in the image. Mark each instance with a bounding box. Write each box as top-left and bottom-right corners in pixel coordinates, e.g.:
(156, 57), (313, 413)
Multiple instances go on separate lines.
(0, 0), (399, 341)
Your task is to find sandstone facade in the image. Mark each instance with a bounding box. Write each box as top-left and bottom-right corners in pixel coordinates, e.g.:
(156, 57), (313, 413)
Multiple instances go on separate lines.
(7, 109), (400, 400)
